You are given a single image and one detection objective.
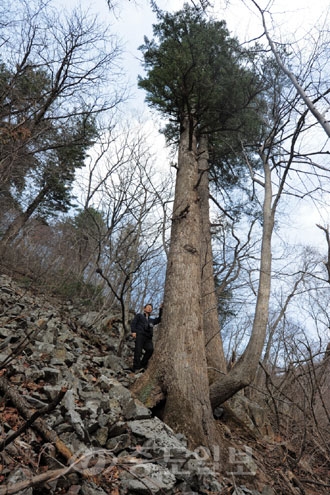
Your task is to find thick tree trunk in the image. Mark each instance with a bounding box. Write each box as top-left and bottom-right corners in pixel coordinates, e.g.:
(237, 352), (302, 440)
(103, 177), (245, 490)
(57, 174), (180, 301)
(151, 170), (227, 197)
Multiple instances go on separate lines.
(131, 117), (218, 448)
(198, 135), (227, 383)
(209, 152), (274, 407)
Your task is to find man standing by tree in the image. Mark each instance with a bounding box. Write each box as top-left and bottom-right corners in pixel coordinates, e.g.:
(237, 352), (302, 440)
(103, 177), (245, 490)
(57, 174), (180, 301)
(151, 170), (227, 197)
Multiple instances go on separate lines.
(131, 303), (163, 372)
(132, 5), (267, 447)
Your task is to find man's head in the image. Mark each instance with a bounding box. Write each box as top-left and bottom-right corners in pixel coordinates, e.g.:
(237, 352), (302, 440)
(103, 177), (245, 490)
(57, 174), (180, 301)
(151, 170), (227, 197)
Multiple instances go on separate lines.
(143, 303), (153, 315)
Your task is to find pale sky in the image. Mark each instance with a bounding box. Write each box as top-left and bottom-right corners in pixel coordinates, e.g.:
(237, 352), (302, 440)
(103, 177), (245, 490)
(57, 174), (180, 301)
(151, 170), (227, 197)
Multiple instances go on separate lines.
(60, 0), (330, 107)
(87, 0), (330, 107)
(113, 0), (330, 248)
(58, 0), (330, 248)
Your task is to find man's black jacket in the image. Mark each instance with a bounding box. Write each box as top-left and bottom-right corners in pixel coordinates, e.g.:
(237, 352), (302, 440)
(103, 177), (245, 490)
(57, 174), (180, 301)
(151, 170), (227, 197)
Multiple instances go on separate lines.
(130, 308), (162, 338)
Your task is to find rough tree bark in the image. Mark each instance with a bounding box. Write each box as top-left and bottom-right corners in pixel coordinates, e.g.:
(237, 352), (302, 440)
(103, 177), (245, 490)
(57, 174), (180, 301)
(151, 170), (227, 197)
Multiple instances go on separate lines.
(131, 117), (218, 448)
(198, 135), (227, 383)
(132, 122), (275, 439)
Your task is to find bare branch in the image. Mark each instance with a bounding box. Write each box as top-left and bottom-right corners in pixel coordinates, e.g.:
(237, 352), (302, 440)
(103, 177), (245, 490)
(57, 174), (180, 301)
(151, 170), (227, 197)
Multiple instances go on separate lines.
(250, 0), (330, 138)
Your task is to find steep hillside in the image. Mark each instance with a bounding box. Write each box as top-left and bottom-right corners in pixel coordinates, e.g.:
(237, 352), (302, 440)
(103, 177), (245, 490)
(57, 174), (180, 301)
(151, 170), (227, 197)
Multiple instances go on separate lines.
(0, 274), (329, 495)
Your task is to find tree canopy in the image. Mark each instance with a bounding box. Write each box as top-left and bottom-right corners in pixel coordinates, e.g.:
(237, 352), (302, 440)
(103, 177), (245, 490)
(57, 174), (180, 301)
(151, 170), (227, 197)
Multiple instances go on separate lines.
(138, 4), (265, 146)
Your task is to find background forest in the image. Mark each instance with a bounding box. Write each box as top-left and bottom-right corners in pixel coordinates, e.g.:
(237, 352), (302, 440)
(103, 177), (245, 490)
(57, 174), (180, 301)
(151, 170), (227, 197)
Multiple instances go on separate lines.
(0, 0), (330, 491)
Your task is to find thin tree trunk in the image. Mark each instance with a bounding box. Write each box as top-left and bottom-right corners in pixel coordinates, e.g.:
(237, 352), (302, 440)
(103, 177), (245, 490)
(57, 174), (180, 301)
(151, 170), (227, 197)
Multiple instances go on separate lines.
(0, 186), (49, 258)
(256, 274), (304, 388)
(198, 135), (227, 383)
(251, 0), (330, 138)
(209, 151), (274, 407)
(316, 224), (330, 283)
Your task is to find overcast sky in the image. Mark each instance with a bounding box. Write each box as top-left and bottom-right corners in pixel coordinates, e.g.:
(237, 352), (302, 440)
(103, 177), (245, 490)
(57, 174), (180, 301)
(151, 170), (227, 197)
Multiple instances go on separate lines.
(59, 0), (330, 110)
(114, 0), (330, 248)
(68, 0), (329, 121)
(58, 0), (330, 248)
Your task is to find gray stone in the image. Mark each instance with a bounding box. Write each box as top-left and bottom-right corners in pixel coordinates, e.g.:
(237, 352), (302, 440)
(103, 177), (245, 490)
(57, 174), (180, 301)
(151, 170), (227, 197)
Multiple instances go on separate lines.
(34, 338), (55, 350)
(128, 417), (193, 466)
(24, 366), (45, 382)
(43, 385), (64, 400)
(80, 389), (105, 401)
(123, 398), (152, 420)
(103, 354), (125, 371)
(181, 458), (214, 477)
(106, 433), (131, 453)
(0, 352), (9, 363)
(102, 398), (123, 425)
(91, 356), (105, 366)
(50, 357), (67, 365)
(79, 312), (101, 329)
(58, 431), (88, 453)
(42, 367), (61, 384)
(128, 417), (180, 442)
(108, 422), (127, 438)
(202, 475), (224, 492)
(6, 467), (33, 495)
(108, 377), (132, 406)
(0, 327), (11, 337)
(262, 486), (276, 495)
(56, 423), (75, 434)
(9, 304), (25, 316)
(121, 462), (176, 494)
(97, 413), (111, 428)
(95, 426), (108, 446)
(0, 336), (12, 351)
(85, 399), (101, 418)
(98, 374), (114, 391)
(23, 395), (48, 408)
(81, 481), (109, 495)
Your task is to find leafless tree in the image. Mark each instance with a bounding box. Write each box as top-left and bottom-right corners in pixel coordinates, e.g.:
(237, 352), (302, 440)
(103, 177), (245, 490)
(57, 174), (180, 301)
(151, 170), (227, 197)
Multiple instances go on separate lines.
(0, 0), (125, 259)
(73, 122), (173, 327)
(249, 0), (330, 137)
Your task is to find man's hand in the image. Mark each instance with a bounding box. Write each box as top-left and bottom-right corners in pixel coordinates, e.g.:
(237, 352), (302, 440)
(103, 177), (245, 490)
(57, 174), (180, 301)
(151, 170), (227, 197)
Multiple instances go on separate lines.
(131, 332), (136, 338)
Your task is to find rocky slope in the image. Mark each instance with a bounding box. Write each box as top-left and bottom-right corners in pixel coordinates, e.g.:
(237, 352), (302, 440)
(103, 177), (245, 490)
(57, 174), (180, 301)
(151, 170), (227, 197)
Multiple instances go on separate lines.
(0, 274), (328, 495)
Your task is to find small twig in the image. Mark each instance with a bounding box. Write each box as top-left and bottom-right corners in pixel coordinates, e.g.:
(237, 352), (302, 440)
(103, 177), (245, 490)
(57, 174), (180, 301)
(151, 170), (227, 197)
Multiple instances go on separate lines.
(0, 450), (112, 495)
(0, 466), (72, 495)
(0, 387), (67, 452)
(0, 375), (72, 460)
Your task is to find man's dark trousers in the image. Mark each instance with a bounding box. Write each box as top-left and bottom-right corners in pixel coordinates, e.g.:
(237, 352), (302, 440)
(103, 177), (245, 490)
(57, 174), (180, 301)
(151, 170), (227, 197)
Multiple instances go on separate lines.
(133, 332), (154, 370)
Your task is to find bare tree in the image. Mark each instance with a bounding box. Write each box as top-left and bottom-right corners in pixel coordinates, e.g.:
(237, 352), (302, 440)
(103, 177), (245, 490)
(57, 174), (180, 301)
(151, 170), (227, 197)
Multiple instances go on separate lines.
(249, 0), (330, 137)
(0, 0), (124, 259)
(209, 47), (330, 407)
(316, 224), (330, 283)
(74, 122), (172, 328)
